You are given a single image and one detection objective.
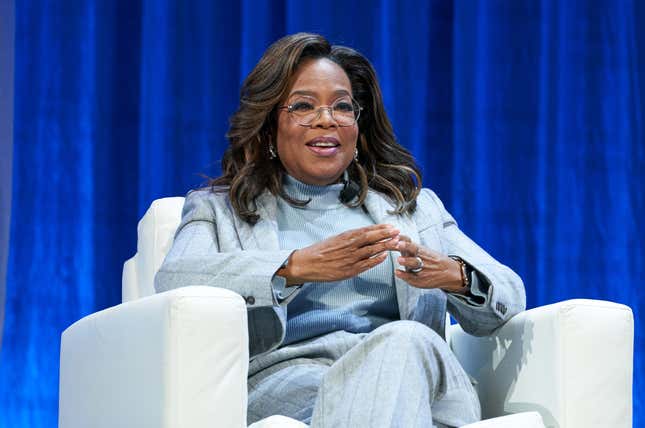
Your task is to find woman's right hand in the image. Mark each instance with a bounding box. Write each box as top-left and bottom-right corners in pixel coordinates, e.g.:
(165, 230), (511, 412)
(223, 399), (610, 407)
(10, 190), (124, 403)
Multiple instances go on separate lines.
(277, 224), (400, 285)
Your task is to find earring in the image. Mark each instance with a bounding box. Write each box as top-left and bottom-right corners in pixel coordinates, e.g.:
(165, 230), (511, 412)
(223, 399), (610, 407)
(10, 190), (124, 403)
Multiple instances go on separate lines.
(354, 147), (359, 162)
(268, 143), (277, 159)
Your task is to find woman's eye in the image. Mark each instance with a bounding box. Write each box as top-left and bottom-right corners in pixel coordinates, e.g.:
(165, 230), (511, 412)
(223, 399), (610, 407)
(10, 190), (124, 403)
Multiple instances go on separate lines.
(291, 102), (315, 112)
(334, 101), (354, 112)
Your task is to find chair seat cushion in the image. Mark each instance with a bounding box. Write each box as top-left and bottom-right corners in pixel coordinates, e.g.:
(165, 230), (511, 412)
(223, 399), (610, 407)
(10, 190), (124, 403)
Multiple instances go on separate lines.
(248, 415), (308, 428)
(246, 411), (545, 428)
(461, 411), (545, 428)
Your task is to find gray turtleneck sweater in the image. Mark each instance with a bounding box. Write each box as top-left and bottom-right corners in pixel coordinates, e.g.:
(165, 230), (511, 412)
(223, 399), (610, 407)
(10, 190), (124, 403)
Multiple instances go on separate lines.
(272, 175), (489, 345)
(276, 175), (400, 345)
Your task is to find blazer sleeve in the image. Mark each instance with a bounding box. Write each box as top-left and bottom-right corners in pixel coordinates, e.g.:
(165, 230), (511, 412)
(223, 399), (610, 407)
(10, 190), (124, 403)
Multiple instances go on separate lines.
(413, 188), (526, 336)
(154, 189), (294, 358)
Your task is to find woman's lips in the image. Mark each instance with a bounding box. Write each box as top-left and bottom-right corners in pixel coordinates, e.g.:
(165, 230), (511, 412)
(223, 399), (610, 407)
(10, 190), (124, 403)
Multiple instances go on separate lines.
(306, 145), (340, 156)
(306, 137), (340, 157)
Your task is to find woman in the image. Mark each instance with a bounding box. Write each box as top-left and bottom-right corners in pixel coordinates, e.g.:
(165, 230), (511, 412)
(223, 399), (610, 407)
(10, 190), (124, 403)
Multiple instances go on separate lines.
(155, 33), (525, 428)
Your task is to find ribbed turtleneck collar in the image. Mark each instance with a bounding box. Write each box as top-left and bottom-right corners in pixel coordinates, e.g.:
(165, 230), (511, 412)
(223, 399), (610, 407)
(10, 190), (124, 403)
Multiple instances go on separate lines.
(282, 174), (344, 210)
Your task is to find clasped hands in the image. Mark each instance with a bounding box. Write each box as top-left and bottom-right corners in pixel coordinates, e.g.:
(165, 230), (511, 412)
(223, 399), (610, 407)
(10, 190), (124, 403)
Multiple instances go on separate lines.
(277, 224), (467, 294)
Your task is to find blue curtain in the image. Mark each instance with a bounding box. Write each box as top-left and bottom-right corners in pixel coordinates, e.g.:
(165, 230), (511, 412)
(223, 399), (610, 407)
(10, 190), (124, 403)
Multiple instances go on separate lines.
(0, 0), (15, 355)
(2, 1), (643, 426)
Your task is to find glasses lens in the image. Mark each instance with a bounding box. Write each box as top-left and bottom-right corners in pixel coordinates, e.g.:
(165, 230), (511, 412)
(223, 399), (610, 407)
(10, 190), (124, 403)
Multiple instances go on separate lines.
(288, 98), (361, 126)
(332, 100), (358, 126)
(289, 101), (317, 125)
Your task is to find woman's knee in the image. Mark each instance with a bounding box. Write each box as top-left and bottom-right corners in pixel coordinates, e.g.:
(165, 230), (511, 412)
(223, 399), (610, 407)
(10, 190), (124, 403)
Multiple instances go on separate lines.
(370, 320), (446, 349)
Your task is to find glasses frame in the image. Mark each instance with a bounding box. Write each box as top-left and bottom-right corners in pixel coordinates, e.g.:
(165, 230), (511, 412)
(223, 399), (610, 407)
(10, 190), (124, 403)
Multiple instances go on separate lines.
(278, 97), (363, 127)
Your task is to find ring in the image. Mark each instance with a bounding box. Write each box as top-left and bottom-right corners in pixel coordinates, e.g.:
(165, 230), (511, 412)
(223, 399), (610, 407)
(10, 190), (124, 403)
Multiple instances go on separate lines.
(408, 256), (424, 273)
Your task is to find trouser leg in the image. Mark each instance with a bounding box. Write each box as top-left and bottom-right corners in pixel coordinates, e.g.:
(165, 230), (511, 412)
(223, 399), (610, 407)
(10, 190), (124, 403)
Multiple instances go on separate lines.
(247, 330), (364, 425)
(247, 358), (330, 425)
(310, 320), (480, 428)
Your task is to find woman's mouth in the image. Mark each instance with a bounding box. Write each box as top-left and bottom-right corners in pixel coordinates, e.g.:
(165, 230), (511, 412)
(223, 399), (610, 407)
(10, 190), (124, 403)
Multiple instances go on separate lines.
(306, 137), (340, 156)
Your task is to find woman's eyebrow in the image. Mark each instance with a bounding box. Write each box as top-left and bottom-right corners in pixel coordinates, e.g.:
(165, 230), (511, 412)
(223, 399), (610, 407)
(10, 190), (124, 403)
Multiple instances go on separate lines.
(289, 90), (316, 97)
(289, 89), (352, 97)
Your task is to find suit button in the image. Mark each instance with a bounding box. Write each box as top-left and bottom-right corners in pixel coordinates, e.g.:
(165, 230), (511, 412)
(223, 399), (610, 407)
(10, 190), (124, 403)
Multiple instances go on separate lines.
(496, 302), (507, 315)
(245, 296), (256, 305)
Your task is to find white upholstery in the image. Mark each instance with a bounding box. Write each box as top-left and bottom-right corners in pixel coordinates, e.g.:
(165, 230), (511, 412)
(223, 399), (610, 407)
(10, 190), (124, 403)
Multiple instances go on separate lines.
(59, 286), (249, 428)
(449, 299), (633, 428)
(59, 197), (634, 428)
(461, 411), (545, 428)
(122, 197), (185, 302)
(248, 415), (309, 428)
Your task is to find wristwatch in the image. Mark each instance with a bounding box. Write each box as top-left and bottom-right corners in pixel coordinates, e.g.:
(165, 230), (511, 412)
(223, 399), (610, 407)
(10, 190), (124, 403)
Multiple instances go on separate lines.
(448, 255), (471, 289)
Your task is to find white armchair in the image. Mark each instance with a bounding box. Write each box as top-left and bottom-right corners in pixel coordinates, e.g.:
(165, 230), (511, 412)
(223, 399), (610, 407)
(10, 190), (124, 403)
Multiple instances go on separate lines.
(59, 197), (633, 428)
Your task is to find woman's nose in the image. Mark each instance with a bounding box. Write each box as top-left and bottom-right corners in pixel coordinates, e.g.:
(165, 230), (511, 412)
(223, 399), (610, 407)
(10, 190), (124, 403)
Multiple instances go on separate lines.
(310, 107), (338, 128)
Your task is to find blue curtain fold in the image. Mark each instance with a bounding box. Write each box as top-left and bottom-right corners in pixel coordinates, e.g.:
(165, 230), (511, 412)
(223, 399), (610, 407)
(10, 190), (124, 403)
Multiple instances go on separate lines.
(2, 1), (643, 426)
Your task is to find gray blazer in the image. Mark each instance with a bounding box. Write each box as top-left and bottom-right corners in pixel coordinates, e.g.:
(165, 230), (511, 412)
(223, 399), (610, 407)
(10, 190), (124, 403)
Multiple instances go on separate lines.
(155, 188), (526, 358)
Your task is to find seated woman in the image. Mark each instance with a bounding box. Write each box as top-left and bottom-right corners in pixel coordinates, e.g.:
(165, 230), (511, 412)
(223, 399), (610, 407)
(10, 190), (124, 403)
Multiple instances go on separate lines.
(155, 32), (525, 428)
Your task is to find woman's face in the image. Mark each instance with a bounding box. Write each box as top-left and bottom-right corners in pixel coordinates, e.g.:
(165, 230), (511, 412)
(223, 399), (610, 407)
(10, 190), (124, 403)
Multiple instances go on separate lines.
(276, 57), (359, 186)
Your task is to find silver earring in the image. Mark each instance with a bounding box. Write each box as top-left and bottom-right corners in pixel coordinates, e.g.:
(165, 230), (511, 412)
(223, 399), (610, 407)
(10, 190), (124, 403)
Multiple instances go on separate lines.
(354, 147), (359, 162)
(268, 143), (277, 159)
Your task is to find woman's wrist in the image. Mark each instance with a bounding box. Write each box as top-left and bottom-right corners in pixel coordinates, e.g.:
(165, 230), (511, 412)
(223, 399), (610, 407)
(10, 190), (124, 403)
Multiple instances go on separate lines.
(277, 250), (305, 287)
(441, 257), (469, 294)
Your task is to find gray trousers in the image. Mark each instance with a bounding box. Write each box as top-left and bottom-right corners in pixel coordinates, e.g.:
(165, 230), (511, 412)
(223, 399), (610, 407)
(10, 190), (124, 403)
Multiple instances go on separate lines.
(247, 321), (481, 428)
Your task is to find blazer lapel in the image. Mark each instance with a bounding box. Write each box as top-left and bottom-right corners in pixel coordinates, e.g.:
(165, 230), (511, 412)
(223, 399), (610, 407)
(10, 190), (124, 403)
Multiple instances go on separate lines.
(363, 192), (422, 321)
(233, 191), (281, 251)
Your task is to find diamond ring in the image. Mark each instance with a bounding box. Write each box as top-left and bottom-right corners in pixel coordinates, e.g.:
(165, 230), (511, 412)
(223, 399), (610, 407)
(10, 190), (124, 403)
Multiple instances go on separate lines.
(408, 256), (424, 273)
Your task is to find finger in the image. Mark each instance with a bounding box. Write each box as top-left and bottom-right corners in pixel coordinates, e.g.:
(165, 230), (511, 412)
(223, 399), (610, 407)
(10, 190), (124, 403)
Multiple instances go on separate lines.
(418, 245), (442, 258)
(356, 237), (401, 259)
(354, 251), (389, 272)
(397, 255), (424, 270)
(396, 235), (413, 255)
(396, 239), (418, 256)
(394, 269), (434, 288)
(350, 226), (400, 247)
(338, 224), (392, 243)
(352, 223), (395, 234)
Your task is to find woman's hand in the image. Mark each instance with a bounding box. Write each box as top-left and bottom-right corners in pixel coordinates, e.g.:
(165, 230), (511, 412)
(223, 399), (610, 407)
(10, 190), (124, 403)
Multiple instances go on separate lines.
(278, 224), (400, 285)
(394, 235), (467, 294)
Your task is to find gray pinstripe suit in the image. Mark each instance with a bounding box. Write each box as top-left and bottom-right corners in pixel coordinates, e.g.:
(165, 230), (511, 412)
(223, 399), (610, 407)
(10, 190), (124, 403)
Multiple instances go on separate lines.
(155, 187), (526, 427)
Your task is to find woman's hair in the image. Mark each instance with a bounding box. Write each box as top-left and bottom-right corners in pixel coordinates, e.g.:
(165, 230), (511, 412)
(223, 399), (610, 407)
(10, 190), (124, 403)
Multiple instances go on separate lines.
(210, 32), (422, 224)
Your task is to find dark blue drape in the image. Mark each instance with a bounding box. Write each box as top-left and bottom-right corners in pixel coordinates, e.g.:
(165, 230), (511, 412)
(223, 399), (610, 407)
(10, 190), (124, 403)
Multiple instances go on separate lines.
(2, 1), (643, 426)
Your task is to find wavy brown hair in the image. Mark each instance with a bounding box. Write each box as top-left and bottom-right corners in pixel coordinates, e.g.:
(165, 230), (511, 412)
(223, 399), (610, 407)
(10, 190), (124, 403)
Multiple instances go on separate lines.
(210, 33), (422, 224)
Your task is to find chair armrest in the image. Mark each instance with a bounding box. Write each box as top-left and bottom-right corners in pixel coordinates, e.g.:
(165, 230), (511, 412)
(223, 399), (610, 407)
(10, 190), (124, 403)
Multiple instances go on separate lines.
(59, 286), (249, 428)
(449, 299), (633, 428)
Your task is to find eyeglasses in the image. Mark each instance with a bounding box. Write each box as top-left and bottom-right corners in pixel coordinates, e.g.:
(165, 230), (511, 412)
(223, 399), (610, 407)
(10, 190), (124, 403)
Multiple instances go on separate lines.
(278, 98), (363, 127)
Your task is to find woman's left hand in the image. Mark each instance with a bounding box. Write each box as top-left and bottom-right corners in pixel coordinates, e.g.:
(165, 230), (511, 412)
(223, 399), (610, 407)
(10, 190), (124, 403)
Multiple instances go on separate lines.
(394, 235), (468, 294)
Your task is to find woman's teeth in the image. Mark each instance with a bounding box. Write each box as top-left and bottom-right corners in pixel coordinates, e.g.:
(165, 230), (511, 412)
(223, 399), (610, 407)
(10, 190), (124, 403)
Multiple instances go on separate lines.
(309, 142), (338, 147)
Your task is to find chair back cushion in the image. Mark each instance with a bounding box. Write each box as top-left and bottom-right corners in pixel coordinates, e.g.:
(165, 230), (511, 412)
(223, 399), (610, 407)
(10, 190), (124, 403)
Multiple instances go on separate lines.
(122, 197), (185, 302)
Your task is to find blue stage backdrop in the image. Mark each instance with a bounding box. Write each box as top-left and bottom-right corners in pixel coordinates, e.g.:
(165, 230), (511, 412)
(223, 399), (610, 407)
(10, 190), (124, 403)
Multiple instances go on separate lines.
(1, 1), (643, 426)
